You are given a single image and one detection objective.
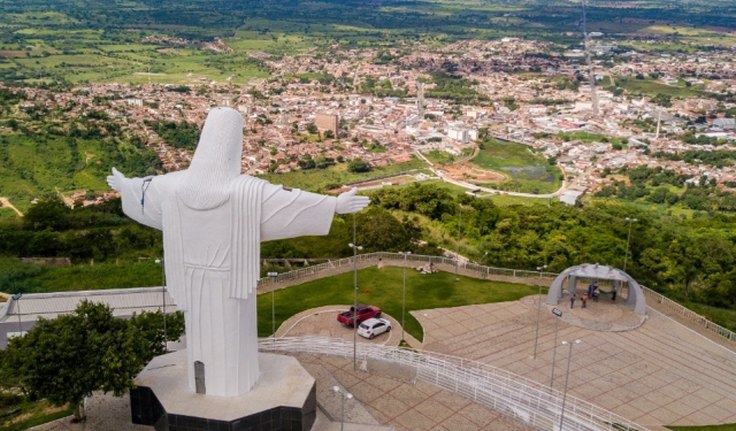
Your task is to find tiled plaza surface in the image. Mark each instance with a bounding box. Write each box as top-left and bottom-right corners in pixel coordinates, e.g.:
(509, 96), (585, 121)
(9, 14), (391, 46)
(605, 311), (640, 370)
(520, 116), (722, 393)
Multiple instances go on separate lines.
(31, 353), (532, 431)
(30, 295), (736, 430)
(298, 353), (533, 431)
(416, 295), (736, 429)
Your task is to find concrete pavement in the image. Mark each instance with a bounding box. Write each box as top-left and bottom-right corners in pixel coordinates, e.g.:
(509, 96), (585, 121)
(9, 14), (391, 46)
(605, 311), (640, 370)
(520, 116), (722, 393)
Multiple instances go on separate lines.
(416, 295), (736, 429)
(28, 293), (736, 430)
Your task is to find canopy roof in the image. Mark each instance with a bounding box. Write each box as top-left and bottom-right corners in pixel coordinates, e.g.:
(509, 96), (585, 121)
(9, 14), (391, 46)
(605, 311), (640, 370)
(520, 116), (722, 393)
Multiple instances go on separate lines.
(545, 263), (646, 315)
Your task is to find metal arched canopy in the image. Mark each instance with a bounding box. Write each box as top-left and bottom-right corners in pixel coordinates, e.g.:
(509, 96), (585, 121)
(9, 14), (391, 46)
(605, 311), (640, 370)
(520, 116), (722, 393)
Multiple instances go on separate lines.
(545, 263), (646, 315)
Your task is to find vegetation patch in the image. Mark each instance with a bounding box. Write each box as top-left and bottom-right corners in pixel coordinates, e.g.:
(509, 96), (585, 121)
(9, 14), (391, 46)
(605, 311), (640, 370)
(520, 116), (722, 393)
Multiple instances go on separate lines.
(470, 138), (561, 194)
(256, 266), (538, 341)
(260, 156), (428, 193)
(0, 399), (72, 431)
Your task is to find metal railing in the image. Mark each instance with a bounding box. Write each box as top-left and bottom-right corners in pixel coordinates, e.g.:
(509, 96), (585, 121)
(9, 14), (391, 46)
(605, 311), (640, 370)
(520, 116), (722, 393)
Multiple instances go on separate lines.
(258, 252), (736, 346)
(257, 251), (553, 288)
(641, 286), (736, 342)
(260, 337), (647, 431)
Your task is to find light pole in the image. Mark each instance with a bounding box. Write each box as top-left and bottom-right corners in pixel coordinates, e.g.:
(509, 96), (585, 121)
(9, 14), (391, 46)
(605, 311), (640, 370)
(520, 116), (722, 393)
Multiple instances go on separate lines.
(348, 241), (363, 370)
(332, 385), (353, 431)
(267, 272), (279, 340)
(398, 251), (411, 343)
(623, 217), (638, 272)
(550, 308), (563, 387)
(11, 293), (22, 335)
(155, 259), (167, 350)
(559, 339), (581, 431)
(533, 264), (547, 359)
(456, 204), (465, 276)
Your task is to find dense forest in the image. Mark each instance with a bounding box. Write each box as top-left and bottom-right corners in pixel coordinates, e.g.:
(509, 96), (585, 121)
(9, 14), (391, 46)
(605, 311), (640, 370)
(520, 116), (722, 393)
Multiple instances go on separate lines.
(2, 183), (734, 326)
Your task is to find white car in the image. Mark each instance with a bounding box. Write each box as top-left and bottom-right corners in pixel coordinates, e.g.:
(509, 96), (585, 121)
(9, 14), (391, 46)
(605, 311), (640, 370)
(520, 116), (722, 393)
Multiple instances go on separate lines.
(357, 318), (392, 339)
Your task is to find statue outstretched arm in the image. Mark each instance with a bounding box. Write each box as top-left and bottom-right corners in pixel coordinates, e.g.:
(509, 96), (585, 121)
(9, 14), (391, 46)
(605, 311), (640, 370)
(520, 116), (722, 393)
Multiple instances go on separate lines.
(336, 188), (370, 214)
(107, 167), (165, 230)
(260, 184), (369, 241)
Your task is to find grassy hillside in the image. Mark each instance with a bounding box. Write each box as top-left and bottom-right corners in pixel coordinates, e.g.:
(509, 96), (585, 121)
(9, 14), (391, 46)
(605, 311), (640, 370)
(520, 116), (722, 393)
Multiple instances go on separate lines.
(0, 130), (159, 212)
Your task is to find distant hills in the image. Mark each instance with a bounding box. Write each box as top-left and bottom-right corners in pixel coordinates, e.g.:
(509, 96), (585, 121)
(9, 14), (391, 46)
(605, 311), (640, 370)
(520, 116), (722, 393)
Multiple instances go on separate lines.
(1, 0), (735, 84)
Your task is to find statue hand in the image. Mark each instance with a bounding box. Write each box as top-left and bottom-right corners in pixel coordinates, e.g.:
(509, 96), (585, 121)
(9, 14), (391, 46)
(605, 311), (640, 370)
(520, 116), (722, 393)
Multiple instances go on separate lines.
(336, 188), (370, 214)
(106, 167), (125, 192)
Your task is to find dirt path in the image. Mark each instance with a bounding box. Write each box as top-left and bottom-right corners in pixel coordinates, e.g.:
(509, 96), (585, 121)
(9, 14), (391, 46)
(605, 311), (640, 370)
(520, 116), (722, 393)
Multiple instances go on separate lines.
(443, 162), (506, 184)
(0, 197), (23, 216)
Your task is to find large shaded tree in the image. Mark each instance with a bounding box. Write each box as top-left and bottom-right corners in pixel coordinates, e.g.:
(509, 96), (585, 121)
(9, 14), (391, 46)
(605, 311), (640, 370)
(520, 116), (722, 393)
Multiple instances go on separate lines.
(2, 301), (183, 422)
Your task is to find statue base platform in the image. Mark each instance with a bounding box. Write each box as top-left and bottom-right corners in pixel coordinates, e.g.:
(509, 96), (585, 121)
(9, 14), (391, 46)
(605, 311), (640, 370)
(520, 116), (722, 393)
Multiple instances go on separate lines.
(130, 350), (316, 431)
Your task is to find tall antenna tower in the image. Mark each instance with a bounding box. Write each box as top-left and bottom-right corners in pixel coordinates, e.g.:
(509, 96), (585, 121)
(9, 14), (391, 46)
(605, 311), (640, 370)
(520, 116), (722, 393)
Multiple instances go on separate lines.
(417, 81), (425, 117)
(353, 67), (360, 93)
(582, 0), (599, 117)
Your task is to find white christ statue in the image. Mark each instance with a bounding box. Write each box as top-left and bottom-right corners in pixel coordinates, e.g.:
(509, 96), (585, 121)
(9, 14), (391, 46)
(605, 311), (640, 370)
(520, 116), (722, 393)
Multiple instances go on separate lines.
(107, 107), (369, 397)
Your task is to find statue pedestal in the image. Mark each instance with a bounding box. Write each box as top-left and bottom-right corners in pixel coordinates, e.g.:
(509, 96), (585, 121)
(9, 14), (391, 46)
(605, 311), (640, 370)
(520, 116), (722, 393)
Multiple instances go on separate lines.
(130, 350), (316, 431)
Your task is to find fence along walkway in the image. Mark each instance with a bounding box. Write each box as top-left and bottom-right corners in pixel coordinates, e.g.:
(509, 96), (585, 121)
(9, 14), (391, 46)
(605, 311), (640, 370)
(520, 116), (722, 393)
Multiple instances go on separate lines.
(261, 337), (647, 431)
(258, 252), (736, 346)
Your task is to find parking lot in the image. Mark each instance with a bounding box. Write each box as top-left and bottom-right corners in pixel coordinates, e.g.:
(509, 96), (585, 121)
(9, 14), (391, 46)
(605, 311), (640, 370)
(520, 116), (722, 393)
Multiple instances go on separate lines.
(275, 305), (401, 347)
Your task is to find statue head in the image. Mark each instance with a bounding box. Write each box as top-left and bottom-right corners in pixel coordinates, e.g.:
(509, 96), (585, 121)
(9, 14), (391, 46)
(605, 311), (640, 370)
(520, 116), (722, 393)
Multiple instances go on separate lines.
(178, 107), (244, 210)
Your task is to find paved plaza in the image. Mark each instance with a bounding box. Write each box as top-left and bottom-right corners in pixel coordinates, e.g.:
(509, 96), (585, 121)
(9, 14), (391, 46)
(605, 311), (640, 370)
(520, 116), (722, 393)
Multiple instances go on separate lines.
(29, 294), (736, 430)
(417, 295), (736, 429)
(30, 354), (531, 431)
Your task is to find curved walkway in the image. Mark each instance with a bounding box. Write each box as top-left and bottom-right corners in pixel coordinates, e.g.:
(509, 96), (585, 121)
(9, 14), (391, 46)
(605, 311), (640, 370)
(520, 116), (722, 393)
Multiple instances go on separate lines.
(276, 305), (402, 347)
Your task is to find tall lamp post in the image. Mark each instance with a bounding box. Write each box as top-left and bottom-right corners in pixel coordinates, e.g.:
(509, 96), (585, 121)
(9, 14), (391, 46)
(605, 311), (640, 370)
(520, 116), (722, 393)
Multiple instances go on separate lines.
(155, 259), (167, 350)
(332, 386), (353, 431)
(623, 217), (638, 272)
(398, 251), (411, 343)
(533, 264), (547, 359)
(267, 272), (279, 341)
(348, 242), (363, 370)
(550, 308), (563, 387)
(559, 339), (581, 431)
(11, 293), (22, 335)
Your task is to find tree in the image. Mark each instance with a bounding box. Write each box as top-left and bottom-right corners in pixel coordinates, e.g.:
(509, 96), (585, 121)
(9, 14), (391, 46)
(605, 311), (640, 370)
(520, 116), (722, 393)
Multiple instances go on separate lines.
(347, 158), (370, 173)
(355, 207), (413, 252)
(23, 198), (71, 231)
(2, 302), (183, 422)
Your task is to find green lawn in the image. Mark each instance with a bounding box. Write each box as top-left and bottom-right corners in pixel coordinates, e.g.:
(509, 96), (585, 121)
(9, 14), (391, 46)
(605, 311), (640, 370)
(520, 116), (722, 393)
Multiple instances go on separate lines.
(0, 400), (72, 431)
(471, 139), (561, 194)
(556, 131), (627, 146)
(2, 259), (164, 294)
(260, 157), (429, 193)
(256, 266), (539, 340)
(422, 149), (457, 165)
(618, 78), (701, 99)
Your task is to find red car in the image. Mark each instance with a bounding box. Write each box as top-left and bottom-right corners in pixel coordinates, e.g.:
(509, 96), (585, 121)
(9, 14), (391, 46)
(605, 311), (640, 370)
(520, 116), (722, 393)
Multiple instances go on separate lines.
(337, 305), (381, 327)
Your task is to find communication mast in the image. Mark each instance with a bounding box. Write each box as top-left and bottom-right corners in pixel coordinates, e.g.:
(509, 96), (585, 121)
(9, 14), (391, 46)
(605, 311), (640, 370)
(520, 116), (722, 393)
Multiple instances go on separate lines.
(417, 81), (425, 117)
(582, 0), (599, 117)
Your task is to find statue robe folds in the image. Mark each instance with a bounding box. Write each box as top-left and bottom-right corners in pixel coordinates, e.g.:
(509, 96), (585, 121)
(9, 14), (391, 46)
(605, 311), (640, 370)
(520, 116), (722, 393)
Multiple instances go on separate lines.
(116, 173), (336, 396)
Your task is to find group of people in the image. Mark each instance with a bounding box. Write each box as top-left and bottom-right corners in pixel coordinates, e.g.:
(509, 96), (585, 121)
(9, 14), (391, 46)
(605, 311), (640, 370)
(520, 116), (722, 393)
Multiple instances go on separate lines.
(569, 281), (618, 309)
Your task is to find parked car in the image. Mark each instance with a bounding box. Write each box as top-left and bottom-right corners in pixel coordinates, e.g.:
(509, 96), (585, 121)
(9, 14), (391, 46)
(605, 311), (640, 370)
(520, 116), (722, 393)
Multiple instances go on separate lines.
(337, 304), (381, 327)
(357, 318), (392, 339)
